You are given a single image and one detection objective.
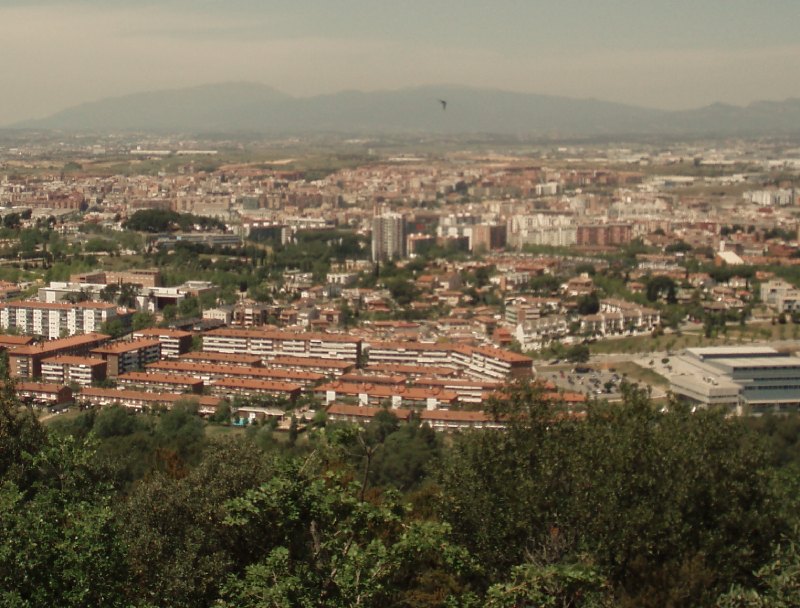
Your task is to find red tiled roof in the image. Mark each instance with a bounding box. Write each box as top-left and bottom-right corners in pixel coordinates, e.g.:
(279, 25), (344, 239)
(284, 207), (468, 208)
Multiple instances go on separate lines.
(204, 328), (362, 344)
(16, 381), (70, 394)
(133, 327), (192, 339)
(326, 403), (412, 420)
(419, 410), (491, 422)
(181, 352), (263, 365)
(118, 371), (202, 386)
(316, 381), (459, 402)
(79, 387), (220, 408)
(91, 338), (161, 355)
(41, 356), (106, 367)
(212, 378), (302, 392)
(147, 361), (323, 382)
(0, 335), (35, 347)
(10, 333), (110, 356)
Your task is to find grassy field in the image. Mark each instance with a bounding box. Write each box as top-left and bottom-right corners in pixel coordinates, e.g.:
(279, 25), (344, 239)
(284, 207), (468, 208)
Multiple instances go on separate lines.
(39, 406), (83, 426)
(205, 424), (248, 439)
(612, 361), (669, 387)
(589, 322), (800, 355)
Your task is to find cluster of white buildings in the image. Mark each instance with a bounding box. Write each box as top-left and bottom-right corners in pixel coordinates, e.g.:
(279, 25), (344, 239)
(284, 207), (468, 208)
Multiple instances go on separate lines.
(0, 300), (124, 339)
(742, 189), (796, 207)
(507, 213), (577, 248)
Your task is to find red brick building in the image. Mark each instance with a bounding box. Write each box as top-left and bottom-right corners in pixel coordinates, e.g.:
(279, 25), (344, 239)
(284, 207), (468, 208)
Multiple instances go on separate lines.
(576, 223), (633, 247)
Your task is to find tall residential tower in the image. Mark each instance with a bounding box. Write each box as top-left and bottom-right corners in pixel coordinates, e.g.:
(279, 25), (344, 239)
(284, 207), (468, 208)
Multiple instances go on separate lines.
(371, 213), (406, 262)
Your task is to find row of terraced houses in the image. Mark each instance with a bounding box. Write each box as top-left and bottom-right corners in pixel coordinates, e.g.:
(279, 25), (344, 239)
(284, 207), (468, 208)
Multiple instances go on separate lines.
(0, 325), (546, 430)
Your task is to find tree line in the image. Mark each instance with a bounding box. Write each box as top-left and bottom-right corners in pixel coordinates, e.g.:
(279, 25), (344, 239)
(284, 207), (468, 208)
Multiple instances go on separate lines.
(1, 380), (800, 606)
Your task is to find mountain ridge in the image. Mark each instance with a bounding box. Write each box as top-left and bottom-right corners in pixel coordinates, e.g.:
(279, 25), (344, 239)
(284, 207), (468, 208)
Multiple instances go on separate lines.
(10, 82), (800, 136)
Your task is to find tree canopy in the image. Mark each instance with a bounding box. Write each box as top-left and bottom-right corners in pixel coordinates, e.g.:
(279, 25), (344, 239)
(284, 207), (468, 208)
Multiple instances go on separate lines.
(124, 209), (226, 233)
(0, 378), (798, 607)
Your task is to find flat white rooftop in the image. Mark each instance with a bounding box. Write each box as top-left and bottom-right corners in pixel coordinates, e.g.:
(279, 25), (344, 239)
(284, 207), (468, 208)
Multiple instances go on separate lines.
(686, 346), (779, 359)
(713, 356), (800, 369)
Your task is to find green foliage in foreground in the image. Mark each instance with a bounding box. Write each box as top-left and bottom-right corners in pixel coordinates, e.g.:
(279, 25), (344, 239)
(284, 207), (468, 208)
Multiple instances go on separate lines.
(2, 383), (800, 607)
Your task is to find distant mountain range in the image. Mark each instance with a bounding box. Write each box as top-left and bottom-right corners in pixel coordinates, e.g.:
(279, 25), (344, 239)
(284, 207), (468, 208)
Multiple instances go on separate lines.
(10, 82), (800, 137)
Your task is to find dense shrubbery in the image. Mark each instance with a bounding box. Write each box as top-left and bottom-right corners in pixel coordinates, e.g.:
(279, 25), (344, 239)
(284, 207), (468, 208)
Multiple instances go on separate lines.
(2, 382), (800, 607)
(124, 209), (226, 233)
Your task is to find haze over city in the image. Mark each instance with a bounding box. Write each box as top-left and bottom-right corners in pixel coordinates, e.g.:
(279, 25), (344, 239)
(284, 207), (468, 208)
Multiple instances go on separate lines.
(4, 2), (800, 607)
(2, 0), (800, 125)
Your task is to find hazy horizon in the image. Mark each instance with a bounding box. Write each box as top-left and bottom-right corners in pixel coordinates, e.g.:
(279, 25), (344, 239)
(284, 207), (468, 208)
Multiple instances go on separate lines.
(2, 0), (800, 125)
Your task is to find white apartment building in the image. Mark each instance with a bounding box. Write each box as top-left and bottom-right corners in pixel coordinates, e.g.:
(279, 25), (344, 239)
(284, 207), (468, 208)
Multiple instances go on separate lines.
(326, 272), (359, 287)
(202, 329), (363, 363)
(506, 214), (577, 249)
(742, 189), (794, 207)
(580, 300), (661, 336)
(366, 341), (534, 381)
(0, 301), (120, 339)
(371, 213), (406, 261)
(77, 387), (221, 414)
(367, 341), (456, 369)
(203, 306), (234, 325)
(41, 356), (107, 387)
(132, 327), (193, 358)
(760, 279), (800, 313)
(515, 316), (569, 351)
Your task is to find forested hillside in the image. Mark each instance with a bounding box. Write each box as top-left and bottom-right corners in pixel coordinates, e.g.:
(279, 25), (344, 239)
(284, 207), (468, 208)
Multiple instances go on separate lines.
(1, 379), (799, 607)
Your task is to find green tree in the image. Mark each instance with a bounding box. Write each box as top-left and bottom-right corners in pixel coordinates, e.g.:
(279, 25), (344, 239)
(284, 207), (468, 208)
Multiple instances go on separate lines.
(217, 459), (477, 608)
(162, 304), (177, 322)
(124, 209), (182, 232)
(438, 384), (784, 606)
(565, 344), (591, 363)
(117, 282), (139, 309)
(178, 296), (201, 319)
(646, 276), (677, 304)
(92, 405), (144, 439)
(716, 540), (800, 607)
(485, 561), (614, 608)
(99, 283), (119, 304)
(132, 310), (156, 331)
(0, 435), (129, 607)
(155, 401), (205, 465)
(0, 377), (46, 486)
(101, 318), (126, 339)
(576, 292), (600, 315)
(118, 441), (278, 608)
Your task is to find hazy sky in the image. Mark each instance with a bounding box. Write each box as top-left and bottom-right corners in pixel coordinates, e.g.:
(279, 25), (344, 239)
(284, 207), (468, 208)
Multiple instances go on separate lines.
(1, 0), (799, 124)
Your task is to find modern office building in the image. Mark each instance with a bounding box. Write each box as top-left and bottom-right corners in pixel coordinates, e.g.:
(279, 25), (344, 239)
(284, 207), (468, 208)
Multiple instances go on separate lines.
(669, 346), (800, 414)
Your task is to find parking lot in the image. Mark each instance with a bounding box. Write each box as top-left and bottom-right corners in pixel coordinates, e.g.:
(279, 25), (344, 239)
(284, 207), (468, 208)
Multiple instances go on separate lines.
(536, 364), (625, 402)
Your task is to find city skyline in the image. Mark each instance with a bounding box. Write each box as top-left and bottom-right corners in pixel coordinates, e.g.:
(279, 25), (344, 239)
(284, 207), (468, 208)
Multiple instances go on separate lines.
(1, 0), (800, 124)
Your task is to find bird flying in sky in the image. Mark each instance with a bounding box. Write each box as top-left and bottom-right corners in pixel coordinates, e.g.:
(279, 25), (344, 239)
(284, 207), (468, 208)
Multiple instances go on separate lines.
(438, 99), (447, 111)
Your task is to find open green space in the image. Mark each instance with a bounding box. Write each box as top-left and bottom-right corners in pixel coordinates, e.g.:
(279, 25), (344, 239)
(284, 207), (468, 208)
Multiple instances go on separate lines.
(589, 322), (800, 355)
(612, 361), (669, 387)
(39, 405), (83, 426)
(204, 424), (247, 439)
